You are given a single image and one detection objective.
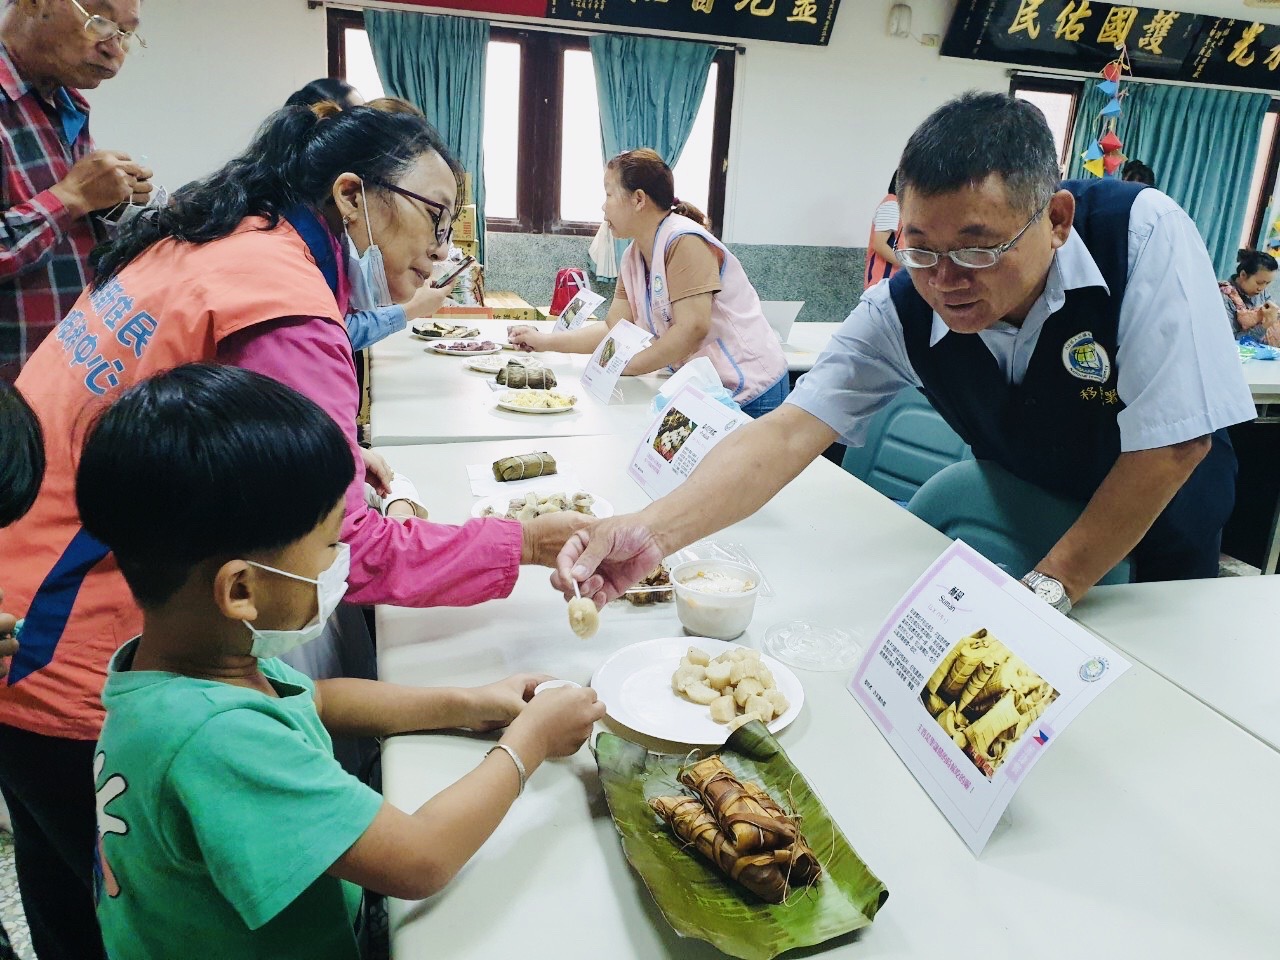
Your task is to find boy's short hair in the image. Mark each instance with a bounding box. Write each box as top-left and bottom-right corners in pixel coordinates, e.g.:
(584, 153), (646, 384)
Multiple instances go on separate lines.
(0, 382), (45, 528)
(77, 364), (355, 607)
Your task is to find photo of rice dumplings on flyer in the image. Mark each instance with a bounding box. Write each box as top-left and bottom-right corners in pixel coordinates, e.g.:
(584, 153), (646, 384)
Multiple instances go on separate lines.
(919, 628), (1059, 780)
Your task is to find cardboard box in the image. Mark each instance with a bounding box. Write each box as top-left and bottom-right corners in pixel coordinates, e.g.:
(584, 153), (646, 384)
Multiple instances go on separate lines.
(452, 238), (479, 260)
(452, 204), (477, 243)
(462, 173), (473, 205)
(485, 292), (545, 322)
(434, 305), (494, 319)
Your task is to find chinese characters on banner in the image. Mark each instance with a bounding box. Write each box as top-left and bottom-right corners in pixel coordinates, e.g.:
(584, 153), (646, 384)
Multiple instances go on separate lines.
(943, 0), (1280, 92)
(848, 541), (1130, 853)
(395, 0), (842, 45)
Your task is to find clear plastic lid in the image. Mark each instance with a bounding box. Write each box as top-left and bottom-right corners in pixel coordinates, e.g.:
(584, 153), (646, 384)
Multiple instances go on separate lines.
(617, 540), (772, 607)
(763, 620), (864, 672)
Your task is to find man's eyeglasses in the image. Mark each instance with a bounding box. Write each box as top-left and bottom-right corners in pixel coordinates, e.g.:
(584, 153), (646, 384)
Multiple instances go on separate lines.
(68, 0), (145, 51)
(896, 202), (1049, 271)
(369, 178), (453, 247)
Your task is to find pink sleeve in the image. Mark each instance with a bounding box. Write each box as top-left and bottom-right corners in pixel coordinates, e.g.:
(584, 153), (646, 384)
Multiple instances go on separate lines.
(217, 316), (521, 607)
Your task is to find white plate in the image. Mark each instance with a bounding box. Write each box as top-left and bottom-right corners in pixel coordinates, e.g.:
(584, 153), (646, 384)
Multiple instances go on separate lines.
(471, 492), (614, 519)
(466, 355), (544, 374)
(495, 391), (577, 414)
(427, 339), (502, 356)
(590, 637), (804, 745)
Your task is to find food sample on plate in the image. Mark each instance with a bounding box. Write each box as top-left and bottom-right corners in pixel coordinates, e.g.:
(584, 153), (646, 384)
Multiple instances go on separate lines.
(649, 758), (821, 903)
(480, 491), (596, 521)
(499, 389), (576, 410)
(671, 646), (789, 728)
(411, 320), (481, 338)
(435, 339), (497, 353)
(495, 362), (557, 389)
(622, 563), (672, 605)
(491, 451), (557, 482)
(468, 354), (542, 374)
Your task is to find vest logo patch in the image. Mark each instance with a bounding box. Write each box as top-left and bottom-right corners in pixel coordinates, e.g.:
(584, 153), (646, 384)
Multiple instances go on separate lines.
(1062, 332), (1111, 383)
(652, 274), (665, 298)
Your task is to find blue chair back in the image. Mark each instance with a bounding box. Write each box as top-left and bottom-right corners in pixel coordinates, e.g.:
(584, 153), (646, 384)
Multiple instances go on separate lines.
(840, 390), (971, 503)
(906, 460), (1133, 584)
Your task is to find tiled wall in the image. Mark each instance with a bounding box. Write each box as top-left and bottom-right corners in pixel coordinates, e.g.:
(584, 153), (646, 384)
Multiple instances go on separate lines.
(483, 232), (865, 323)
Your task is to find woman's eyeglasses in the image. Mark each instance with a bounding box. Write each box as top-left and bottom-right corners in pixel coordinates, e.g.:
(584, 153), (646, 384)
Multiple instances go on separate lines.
(369, 178), (454, 247)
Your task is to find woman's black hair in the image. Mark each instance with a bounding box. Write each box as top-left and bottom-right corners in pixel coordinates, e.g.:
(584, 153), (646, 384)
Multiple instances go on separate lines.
(92, 100), (464, 287)
(285, 77), (361, 109)
(1236, 248), (1278, 277)
(76, 364), (355, 607)
(0, 382), (45, 528)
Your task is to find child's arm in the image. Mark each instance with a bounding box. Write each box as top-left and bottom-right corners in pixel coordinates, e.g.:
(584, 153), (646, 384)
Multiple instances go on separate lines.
(313, 674), (546, 737)
(327, 686), (605, 899)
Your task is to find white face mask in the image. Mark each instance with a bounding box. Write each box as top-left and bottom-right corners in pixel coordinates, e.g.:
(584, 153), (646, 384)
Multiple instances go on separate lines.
(242, 543), (350, 659)
(345, 182), (393, 310)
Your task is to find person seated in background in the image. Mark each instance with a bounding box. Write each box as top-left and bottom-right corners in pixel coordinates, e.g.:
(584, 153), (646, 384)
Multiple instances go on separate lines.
(1121, 159), (1156, 187)
(864, 173), (901, 290)
(508, 148), (789, 418)
(82, 364), (604, 960)
(286, 77), (365, 110)
(283, 81), (454, 353)
(552, 92), (1256, 616)
(1220, 248), (1279, 346)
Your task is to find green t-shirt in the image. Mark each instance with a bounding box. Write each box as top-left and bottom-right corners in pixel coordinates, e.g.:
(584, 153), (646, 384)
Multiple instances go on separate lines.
(95, 639), (384, 960)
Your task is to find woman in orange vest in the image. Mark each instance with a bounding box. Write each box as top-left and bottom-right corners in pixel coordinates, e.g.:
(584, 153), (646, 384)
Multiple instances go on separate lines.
(0, 100), (585, 958)
(864, 173), (901, 291)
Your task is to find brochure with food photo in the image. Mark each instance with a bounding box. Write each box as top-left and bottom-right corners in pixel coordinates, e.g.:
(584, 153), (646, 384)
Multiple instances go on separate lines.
(581, 320), (653, 404)
(628, 383), (748, 500)
(847, 541), (1130, 854)
(552, 288), (605, 333)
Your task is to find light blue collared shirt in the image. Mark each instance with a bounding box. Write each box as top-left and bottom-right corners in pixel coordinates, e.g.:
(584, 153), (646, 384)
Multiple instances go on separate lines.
(789, 189), (1256, 453)
(345, 305), (406, 353)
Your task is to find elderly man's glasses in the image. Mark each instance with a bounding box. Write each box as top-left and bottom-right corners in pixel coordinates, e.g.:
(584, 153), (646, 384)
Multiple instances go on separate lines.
(369, 178), (454, 247)
(896, 202), (1049, 271)
(68, 0), (146, 51)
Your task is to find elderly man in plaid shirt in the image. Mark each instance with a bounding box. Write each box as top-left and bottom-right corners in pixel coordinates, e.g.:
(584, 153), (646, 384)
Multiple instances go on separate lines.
(1, 0), (151, 385)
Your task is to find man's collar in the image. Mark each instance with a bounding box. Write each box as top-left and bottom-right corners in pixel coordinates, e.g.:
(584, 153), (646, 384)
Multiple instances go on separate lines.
(0, 39), (28, 102)
(928, 230), (1110, 346)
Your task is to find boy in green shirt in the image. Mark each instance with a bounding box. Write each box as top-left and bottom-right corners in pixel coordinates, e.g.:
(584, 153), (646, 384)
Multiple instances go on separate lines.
(79, 364), (604, 959)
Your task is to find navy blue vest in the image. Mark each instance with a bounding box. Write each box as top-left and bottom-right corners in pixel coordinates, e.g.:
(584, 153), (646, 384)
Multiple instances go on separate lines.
(890, 178), (1236, 575)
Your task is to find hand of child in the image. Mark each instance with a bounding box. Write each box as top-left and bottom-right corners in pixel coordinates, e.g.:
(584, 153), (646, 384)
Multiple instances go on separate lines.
(460, 673), (549, 732)
(504, 686), (605, 760)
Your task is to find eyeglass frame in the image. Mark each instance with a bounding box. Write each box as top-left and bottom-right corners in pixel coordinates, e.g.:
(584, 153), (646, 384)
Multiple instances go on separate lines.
(67, 0), (146, 50)
(368, 177), (454, 247)
(895, 200), (1050, 271)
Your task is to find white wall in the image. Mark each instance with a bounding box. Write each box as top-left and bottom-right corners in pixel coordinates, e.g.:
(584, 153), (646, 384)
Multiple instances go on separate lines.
(84, 0), (326, 190)
(724, 0), (1006, 245)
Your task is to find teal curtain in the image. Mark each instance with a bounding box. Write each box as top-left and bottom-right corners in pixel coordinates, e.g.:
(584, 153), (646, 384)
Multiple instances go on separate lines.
(366, 10), (488, 263)
(1066, 79), (1269, 277)
(591, 34), (716, 270)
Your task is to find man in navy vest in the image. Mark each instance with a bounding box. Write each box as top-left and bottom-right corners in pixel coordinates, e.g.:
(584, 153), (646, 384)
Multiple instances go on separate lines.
(553, 92), (1256, 614)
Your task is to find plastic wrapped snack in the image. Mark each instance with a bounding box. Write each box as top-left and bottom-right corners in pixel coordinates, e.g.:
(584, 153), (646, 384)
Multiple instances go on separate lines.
(491, 451), (557, 482)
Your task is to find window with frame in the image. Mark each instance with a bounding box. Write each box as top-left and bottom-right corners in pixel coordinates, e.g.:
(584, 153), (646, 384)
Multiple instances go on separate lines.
(329, 10), (734, 236)
(1009, 75), (1082, 171)
(1240, 103), (1280, 252)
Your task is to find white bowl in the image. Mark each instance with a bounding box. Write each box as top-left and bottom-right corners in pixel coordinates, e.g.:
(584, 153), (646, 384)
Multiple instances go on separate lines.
(533, 679), (581, 696)
(670, 559), (761, 640)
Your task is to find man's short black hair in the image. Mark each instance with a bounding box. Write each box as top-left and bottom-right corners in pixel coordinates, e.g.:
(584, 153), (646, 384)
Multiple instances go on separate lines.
(76, 364), (355, 607)
(898, 91), (1060, 215)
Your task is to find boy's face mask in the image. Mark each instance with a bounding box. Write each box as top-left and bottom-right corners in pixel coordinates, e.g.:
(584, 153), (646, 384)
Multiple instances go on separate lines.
(241, 543), (350, 659)
(345, 181), (394, 310)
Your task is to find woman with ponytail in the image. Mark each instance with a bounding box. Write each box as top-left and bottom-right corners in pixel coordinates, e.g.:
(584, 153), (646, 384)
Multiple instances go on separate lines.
(1220, 248), (1280, 345)
(0, 101), (587, 948)
(509, 148), (788, 417)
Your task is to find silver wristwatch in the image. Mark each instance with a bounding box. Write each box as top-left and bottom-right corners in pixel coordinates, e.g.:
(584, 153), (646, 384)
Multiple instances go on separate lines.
(1021, 571), (1072, 615)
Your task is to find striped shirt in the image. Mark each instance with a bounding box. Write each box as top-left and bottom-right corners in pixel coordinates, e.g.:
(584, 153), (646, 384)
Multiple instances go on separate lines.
(1, 40), (103, 383)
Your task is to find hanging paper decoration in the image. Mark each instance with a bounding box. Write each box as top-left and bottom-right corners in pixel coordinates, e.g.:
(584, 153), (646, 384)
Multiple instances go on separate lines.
(1079, 47), (1132, 179)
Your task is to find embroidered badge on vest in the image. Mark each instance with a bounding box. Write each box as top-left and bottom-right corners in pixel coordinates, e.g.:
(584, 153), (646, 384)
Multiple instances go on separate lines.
(1061, 331), (1111, 383)
(652, 274), (665, 298)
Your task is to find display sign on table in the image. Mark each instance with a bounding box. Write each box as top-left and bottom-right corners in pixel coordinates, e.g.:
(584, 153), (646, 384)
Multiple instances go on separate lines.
(628, 383), (748, 499)
(581, 320), (653, 404)
(849, 541), (1129, 853)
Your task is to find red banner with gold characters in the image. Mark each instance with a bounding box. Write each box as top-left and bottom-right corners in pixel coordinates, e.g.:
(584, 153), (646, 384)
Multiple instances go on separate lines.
(393, 0), (842, 45)
(943, 0), (1280, 93)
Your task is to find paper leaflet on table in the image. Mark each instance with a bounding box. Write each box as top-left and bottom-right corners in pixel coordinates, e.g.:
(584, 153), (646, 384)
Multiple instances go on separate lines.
(847, 541), (1129, 854)
(580, 320), (652, 404)
(552, 288), (606, 333)
(627, 382), (748, 500)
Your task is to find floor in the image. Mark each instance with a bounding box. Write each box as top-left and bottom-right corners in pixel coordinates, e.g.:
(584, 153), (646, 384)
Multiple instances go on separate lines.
(0, 557), (1261, 958)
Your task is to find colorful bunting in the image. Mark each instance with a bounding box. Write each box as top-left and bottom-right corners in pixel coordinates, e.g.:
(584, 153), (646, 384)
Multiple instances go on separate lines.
(1083, 141), (1105, 161)
(1102, 153), (1125, 175)
(1081, 48), (1133, 179)
(1097, 79), (1119, 97)
(1098, 131), (1123, 153)
(1083, 158), (1106, 177)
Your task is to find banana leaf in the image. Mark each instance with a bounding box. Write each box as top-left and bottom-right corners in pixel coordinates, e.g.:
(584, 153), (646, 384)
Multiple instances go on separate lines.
(595, 722), (889, 960)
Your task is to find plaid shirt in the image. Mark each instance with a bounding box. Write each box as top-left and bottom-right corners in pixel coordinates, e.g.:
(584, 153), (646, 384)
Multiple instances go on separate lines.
(1, 40), (104, 383)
